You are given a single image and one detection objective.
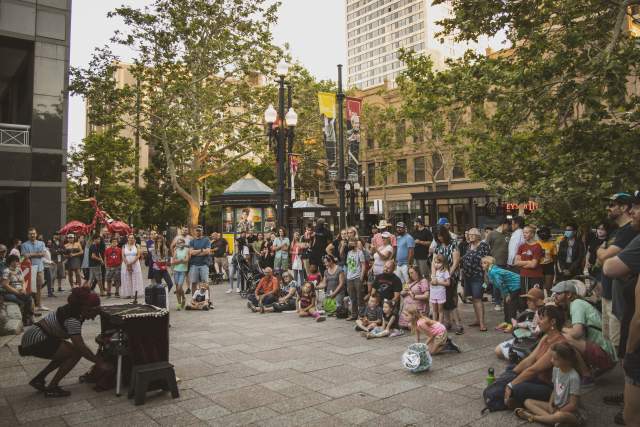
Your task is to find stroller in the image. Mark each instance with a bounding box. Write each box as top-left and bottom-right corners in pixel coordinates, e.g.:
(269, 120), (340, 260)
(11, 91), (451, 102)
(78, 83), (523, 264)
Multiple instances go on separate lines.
(232, 253), (264, 298)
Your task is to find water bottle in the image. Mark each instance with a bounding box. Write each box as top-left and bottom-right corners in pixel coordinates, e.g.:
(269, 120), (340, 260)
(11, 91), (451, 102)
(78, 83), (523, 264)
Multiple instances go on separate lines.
(487, 367), (495, 386)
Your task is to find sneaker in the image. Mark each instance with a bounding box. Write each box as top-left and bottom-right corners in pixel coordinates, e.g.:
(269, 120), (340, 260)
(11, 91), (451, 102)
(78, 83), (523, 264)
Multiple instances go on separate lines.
(225, 289), (232, 294)
(236, 288), (241, 293)
(57, 288), (63, 292)
(455, 326), (464, 335)
(176, 304), (182, 311)
(29, 377), (46, 392)
(44, 386), (71, 398)
(494, 304), (502, 311)
(495, 322), (509, 331)
(502, 324), (514, 333)
(36, 306), (50, 312)
(247, 301), (258, 312)
(316, 315), (326, 322)
(447, 339), (461, 353)
(604, 393), (624, 406)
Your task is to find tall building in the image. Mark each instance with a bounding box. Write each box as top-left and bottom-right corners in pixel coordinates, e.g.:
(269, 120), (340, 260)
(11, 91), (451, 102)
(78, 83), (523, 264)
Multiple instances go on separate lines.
(0, 0), (71, 242)
(346, 0), (489, 89)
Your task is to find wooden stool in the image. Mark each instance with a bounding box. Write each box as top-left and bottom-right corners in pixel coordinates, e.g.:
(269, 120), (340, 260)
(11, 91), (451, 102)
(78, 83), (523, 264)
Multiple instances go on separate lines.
(128, 361), (179, 405)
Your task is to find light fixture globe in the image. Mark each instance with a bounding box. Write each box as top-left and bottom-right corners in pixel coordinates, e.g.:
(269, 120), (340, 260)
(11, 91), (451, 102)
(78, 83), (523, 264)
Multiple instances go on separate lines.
(345, 182), (351, 191)
(354, 182), (361, 191)
(285, 107), (298, 127)
(264, 104), (277, 124)
(276, 59), (289, 77)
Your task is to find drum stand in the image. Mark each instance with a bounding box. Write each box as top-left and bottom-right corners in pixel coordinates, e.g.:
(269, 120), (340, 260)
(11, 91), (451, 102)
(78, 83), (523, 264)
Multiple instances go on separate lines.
(110, 330), (128, 396)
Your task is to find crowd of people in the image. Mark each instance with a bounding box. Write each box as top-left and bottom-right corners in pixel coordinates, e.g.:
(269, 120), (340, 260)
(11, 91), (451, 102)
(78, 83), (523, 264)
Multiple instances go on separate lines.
(3, 190), (640, 425)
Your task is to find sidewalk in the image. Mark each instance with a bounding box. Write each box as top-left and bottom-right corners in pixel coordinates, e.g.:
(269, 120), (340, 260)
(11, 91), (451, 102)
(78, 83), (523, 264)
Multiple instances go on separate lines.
(0, 284), (624, 426)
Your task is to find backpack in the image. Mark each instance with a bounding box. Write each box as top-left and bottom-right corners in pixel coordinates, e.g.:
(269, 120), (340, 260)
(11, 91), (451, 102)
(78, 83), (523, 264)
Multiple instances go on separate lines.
(335, 305), (349, 319)
(481, 369), (518, 413)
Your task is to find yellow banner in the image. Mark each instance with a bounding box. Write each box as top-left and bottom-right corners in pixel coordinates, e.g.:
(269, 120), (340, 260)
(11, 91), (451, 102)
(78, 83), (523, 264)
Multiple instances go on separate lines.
(318, 92), (336, 118)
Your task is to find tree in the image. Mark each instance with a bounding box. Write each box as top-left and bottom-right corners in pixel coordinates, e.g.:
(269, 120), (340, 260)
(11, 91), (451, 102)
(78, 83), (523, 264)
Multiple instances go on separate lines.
(419, 0), (640, 225)
(72, 0), (282, 228)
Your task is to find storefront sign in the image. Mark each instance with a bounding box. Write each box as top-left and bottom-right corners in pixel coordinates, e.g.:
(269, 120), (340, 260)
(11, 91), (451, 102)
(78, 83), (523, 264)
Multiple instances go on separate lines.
(503, 201), (538, 212)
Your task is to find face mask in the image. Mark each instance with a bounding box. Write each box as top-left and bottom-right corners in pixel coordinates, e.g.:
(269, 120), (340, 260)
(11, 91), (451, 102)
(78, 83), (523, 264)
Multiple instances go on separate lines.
(564, 231), (575, 239)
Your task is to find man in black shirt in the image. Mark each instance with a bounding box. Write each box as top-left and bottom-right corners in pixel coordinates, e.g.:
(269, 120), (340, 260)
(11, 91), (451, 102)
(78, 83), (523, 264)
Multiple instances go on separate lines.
(412, 217), (433, 279)
(369, 260), (402, 311)
(211, 232), (229, 282)
(311, 218), (331, 274)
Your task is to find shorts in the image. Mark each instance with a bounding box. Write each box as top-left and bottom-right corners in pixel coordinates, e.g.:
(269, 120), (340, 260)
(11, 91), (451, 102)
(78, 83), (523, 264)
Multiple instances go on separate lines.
(105, 267), (121, 284)
(88, 266), (103, 283)
(520, 276), (543, 293)
(624, 348), (640, 386)
(430, 285), (446, 304)
(189, 265), (209, 284)
(19, 329), (61, 359)
(584, 341), (615, 372)
(432, 331), (448, 347)
(395, 264), (410, 284)
(464, 277), (484, 299)
(541, 263), (555, 276)
(31, 263), (45, 273)
(173, 271), (187, 286)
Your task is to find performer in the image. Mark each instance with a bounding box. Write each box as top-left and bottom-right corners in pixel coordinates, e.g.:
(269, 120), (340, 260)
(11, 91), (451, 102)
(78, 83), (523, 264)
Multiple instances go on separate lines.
(18, 287), (111, 397)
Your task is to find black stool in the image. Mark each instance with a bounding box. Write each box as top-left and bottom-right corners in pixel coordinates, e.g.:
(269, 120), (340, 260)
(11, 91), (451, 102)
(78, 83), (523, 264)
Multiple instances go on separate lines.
(128, 361), (179, 405)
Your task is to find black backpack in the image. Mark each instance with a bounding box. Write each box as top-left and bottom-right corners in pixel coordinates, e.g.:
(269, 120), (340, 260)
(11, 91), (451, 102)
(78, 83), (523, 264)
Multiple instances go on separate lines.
(481, 369), (518, 413)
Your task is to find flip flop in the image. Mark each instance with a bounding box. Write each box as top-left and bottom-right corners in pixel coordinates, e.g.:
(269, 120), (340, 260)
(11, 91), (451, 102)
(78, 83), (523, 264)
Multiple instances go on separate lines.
(479, 327), (488, 332)
(514, 408), (534, 423)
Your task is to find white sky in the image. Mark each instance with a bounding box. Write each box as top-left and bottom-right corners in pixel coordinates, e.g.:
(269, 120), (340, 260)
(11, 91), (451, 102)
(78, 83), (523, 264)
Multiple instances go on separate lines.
(68, 0), (346, 148)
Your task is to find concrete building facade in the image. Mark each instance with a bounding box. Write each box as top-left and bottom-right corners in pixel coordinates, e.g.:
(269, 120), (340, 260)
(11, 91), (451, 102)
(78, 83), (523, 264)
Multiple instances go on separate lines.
(0, 0), (71, 242)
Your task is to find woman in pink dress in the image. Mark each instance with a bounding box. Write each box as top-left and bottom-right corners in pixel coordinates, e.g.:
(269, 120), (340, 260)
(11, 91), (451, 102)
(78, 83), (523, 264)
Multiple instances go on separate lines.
(120, 234), (144, 299)
(399, 266), (430, 328)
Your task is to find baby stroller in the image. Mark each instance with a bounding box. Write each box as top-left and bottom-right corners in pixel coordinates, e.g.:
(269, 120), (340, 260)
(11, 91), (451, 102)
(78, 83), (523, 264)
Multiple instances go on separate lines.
(232, 253), (263, 298)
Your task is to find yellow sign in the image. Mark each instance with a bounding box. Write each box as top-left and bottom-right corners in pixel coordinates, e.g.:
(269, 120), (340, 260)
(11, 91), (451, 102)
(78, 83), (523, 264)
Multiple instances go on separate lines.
(318, 92), (336, 118)
(223, 233), (235, 255)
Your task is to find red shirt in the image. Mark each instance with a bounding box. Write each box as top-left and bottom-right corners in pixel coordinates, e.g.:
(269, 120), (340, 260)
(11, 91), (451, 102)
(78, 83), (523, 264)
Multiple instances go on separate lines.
(255, 275), (279, 296)
(517, 242), (543, 278)
(104, 246), (122, 268)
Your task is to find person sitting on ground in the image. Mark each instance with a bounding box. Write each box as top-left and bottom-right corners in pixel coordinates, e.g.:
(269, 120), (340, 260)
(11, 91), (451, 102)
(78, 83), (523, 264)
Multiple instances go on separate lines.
(18, 287), (110, 397)
(502, 305), (567, 409)
(482, 256), (526, 333)
(405, 305), (460, 354)
(1, 254), (35, 325)
(271, 271), (298, 313)
(186, 282), (210, 311)
(247, 267), (279, 313)
(552, 280), (617, 378)
(364, 300), (402, 339)
(516, 342), (586, 426)
(296, 282), (325, 322)
(355, 295), (383, 332)
(369, 260), (402, 310)
(495, 288), (545, 360)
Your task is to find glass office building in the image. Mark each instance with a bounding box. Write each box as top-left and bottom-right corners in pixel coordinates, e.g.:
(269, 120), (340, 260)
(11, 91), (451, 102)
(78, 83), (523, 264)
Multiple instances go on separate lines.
(0, 0), (70, 242)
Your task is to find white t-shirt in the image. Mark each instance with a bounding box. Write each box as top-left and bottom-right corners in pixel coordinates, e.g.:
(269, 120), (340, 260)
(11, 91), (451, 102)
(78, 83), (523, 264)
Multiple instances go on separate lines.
(508, 228), (525, 266)
(192, 288), (209, 303)
(373, 244), (393, 275)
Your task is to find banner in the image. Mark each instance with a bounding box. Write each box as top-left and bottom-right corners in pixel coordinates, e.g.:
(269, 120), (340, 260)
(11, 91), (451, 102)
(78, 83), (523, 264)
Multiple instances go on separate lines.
(318, 92), (336, 119)
(289, 154), (300, 201)
(323, 116), (337, 180)
(346, 97), (362, 182)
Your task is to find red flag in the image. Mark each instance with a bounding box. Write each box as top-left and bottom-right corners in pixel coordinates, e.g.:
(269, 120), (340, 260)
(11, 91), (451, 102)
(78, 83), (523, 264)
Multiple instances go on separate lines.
(345, 97), (362, 122)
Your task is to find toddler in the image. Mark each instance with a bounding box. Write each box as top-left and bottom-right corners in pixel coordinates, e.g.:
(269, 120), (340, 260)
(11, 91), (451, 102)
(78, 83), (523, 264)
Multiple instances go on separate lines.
(186, 282), (210, 311)
(364, 300), (400, 339)
(355, 295), (383, 332)
(405, 305), (460, 355)
(297, 282), (326, 322)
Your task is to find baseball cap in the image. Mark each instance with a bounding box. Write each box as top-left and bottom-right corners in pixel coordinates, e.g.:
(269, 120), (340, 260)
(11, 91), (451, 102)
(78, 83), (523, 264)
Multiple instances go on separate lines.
(396, 221), (406, 229)
(520, 287), (545, 304)
(603, 192), (633, 204)
(437, 217), (449, 226)
(381, 231), (392, 238)
(551, 280), (579, 294)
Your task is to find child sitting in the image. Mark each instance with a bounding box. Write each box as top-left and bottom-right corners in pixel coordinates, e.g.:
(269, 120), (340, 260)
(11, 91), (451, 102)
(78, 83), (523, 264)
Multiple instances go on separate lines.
(355, 295), (383, 332)
(495, 288), (545, 360)
(297, 282), (326, 322)
(516, 342), (585, 426)
(405, 305), (460, 355)
(186, 282), (210, 311)
(364, 300), (401, 339)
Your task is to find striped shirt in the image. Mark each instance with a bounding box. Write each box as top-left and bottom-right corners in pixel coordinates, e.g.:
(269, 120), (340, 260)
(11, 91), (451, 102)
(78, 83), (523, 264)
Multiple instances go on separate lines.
(21, 310), (82, 347)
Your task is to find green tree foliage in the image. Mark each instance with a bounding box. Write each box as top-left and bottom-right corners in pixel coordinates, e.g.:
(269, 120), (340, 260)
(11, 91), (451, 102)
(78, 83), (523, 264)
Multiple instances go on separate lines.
(406, 0), (640, 225)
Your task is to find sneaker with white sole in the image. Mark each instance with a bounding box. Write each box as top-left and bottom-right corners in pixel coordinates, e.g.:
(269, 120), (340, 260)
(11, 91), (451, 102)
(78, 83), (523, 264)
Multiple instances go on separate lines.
(225, 289), (232, 294)
(235, 288), (241, 293)
(494, 304), (502, 311)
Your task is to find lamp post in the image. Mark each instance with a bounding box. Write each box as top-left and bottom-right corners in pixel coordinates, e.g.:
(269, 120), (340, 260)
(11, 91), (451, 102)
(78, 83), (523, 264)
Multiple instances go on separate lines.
(264, 60), (297, 231)
(336, 64), (346, 231)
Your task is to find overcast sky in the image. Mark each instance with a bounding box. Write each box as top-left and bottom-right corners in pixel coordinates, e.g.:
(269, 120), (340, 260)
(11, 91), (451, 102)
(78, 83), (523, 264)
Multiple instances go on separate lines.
(68, 0), (346, 148)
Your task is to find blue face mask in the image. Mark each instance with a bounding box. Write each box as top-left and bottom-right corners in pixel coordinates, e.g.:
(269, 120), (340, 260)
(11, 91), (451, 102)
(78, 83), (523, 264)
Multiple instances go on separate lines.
(564, 231), (575, 239)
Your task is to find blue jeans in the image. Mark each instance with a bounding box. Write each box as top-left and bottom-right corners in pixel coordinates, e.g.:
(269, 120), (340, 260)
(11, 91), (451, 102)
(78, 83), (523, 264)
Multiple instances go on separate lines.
(2, 292), (33, 319)
(189, 265), (209, 284)
(248, 293), (276, 306)
(505, 365), (553, 407)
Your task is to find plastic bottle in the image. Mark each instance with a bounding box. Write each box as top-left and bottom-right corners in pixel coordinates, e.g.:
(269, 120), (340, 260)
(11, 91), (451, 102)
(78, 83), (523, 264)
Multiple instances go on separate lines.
(487, 367), (495, 386)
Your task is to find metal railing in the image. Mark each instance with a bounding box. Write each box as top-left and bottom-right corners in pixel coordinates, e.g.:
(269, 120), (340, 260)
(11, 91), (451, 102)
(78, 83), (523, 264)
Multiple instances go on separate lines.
(0, 123), (30, 146)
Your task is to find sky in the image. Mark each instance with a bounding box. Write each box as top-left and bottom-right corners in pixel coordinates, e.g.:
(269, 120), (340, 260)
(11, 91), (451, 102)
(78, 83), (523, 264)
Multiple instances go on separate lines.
(68, 0), (346, 149)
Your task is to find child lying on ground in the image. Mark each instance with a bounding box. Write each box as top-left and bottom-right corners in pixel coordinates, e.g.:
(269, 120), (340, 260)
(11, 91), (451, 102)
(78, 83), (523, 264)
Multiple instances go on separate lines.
(405, 305), (460, 354)
(363, 300), (403, 339)
(355, 296), (382, 332)
(297, 282), (326, 322)
(186, 282), (210, 311)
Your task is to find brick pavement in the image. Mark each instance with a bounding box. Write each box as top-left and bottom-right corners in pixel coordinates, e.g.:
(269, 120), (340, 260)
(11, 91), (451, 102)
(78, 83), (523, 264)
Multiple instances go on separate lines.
(0, 284), (623, 426)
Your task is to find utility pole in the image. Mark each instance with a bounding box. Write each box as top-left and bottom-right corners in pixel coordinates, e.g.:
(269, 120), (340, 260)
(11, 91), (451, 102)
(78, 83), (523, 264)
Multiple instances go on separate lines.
(336, 65), (346, 230)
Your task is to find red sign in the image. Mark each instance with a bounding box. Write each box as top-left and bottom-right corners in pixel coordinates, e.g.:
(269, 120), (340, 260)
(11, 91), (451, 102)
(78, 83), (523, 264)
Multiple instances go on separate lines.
(503, 201), (538, 212)
(345, 97), (362, 121)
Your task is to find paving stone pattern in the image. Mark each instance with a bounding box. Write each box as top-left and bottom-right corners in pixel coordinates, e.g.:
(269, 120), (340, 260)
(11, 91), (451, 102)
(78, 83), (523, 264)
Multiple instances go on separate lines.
(0, 283), (624, 426)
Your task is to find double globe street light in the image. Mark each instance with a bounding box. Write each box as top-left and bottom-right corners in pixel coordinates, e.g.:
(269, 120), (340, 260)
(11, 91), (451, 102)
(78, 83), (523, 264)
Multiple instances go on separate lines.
(264, 60), (297, 231)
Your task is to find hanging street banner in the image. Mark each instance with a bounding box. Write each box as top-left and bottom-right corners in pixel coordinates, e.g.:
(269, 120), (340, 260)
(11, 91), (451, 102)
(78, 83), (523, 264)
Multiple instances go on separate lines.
(318, 92), (336, 119)
(318, 91), (337, 180)
(346, 97), (362, 183)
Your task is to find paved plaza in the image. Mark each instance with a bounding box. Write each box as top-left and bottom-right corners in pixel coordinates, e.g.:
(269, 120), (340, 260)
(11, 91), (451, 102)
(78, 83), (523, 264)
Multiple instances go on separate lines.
(0, 284), (623, 426)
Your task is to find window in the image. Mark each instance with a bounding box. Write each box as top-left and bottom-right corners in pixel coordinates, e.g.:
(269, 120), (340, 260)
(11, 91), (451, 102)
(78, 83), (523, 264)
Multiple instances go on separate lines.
(367, 137), (374, 149)
(414, 156), (425, 182)
(395, 119), (406, 144)
(432, 152), (445, 181)
(452, 161), (466, 179)
(396, 159), (407, 183)
(380, 161), (388, 185)
(367, 162), (376, 186)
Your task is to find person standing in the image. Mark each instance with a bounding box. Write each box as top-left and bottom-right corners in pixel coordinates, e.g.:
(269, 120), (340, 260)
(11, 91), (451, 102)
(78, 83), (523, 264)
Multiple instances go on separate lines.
(326, 229), (349, 273)
(537, 226), (558, 294)
(64, 234), (83, 289)
(311, 219), (331, 274)
(411, 217), (433, 280)
(21, 227), (47, 311)
(557, 223), (586, 282)
(433, 226), (463, 335)
(346, 238), (366, 320)
(461, 228), (490, 331)
(486, 217), (510, 311)
(120, 234), (144, 299)
(87, 235), (105, 295)
(290, 231), (305, 286)
(273, 227), (290, 276)
(514, 225), (544, 293)
(211, 232), (230, 283)
(51, 234), (66, 292)
(394, 222), (415, 284)
(104, 237), (122, 297)
(188, 225), (211, 293)
(508, 216), (526, 271)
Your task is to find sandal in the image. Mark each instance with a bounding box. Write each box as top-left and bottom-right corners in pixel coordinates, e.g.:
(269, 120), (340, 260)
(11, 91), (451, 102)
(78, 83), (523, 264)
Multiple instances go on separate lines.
(514, 408), (534, 423)
(479, 327), (488, 332)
